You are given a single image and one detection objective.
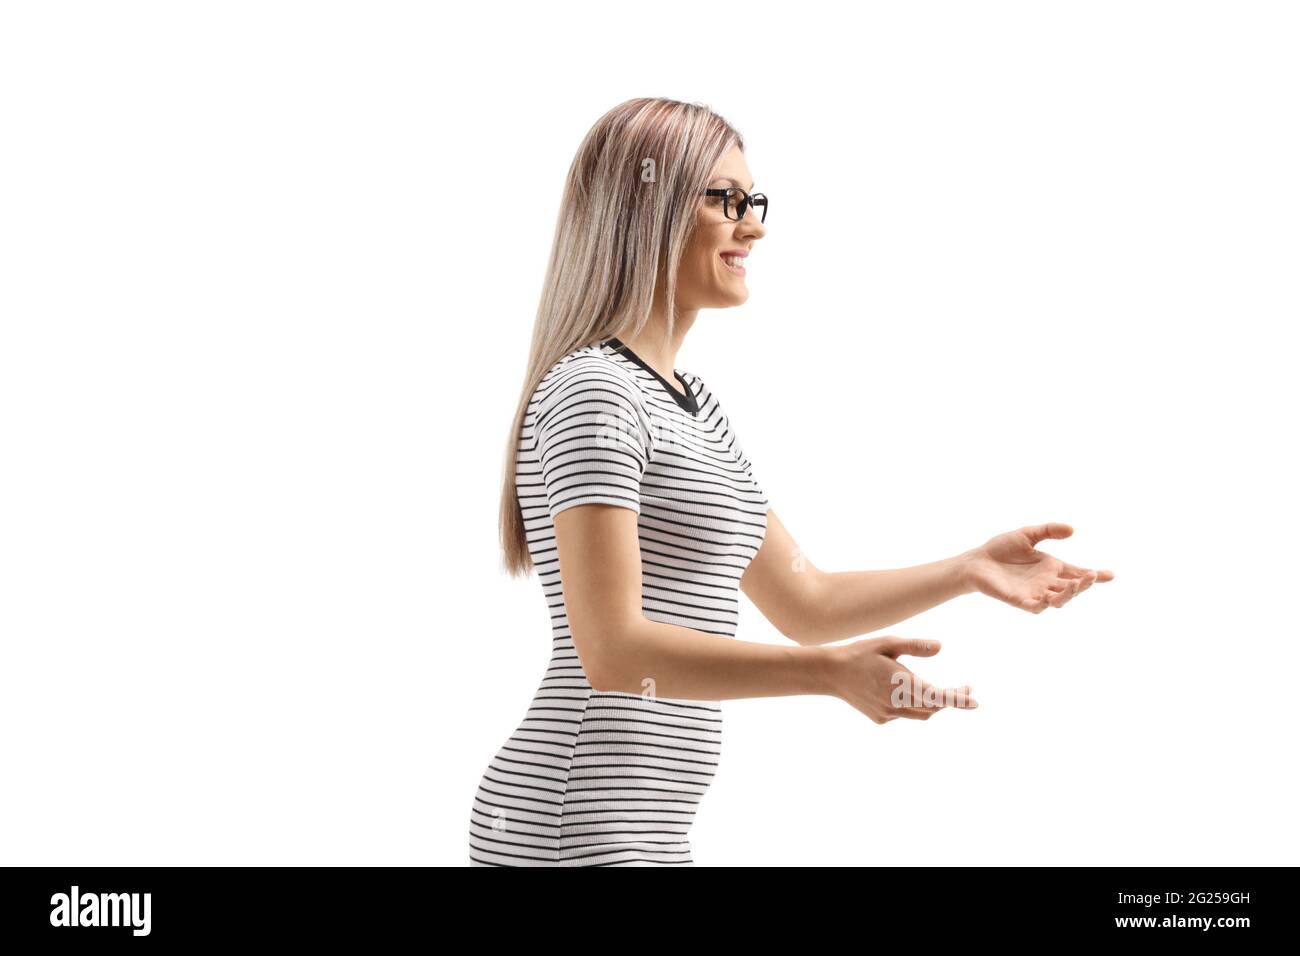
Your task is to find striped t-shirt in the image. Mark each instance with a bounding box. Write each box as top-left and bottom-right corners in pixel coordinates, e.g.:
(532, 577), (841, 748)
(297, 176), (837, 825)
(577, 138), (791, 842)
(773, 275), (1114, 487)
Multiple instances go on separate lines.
(468, 336), (769, 866)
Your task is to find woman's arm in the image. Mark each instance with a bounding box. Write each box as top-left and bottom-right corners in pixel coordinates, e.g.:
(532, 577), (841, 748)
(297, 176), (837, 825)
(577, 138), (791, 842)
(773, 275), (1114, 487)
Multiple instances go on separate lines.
(741, 511), (1113, 645)
(553, 503), (977, 722)
(740, 508), (975, 646)
(554, 503), (832, 700)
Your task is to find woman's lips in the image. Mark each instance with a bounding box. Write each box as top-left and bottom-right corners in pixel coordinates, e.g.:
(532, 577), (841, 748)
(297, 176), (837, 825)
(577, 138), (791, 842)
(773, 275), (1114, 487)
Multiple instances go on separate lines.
(720, 252), (747, 276)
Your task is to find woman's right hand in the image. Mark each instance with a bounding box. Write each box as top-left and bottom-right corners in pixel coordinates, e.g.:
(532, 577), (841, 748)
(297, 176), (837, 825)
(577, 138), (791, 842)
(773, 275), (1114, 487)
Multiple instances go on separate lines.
(820, 636), (978, 724)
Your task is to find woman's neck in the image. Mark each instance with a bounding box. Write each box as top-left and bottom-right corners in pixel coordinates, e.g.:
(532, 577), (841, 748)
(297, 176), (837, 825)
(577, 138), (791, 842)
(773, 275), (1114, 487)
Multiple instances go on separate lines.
(620, 303), (698, 382)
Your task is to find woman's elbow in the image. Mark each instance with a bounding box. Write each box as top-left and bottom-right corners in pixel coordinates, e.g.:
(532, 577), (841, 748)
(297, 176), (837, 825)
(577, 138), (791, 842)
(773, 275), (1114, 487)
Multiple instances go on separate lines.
(780, 622), (831, 646)
(582, 659), (617, 692)
(772, 575), (833, 646)
(582, 656), (638, 694)
(571, 620), (638, 692)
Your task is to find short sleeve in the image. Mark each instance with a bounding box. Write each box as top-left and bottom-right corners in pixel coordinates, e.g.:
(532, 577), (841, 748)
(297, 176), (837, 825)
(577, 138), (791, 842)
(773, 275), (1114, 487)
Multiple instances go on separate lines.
(726, 415), (768, 509)
(533, 365), (654, 519)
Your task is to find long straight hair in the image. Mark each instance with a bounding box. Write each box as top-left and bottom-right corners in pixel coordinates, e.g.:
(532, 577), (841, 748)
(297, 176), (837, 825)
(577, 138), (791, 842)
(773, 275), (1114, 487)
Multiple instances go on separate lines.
(499, 97), (744, 576)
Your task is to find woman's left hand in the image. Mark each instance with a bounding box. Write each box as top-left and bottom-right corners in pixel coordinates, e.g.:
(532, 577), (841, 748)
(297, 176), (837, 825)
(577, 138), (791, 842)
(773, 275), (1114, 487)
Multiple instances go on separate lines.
(961, 523), (1114, 613)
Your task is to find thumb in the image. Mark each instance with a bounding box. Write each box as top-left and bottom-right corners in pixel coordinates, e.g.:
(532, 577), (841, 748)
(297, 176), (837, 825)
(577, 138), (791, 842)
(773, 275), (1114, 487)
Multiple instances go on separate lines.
(880, 636), (942, 659)
(1025, 522), (1073, 545)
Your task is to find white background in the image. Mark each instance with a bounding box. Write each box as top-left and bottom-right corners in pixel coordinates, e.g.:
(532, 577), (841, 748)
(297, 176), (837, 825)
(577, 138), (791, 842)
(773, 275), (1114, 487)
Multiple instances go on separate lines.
(2, 2), (1297, 866)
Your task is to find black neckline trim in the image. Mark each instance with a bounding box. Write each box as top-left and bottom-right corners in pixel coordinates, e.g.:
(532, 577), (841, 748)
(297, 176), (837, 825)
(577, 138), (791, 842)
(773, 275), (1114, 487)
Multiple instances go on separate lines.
(603, 336), (700, 415)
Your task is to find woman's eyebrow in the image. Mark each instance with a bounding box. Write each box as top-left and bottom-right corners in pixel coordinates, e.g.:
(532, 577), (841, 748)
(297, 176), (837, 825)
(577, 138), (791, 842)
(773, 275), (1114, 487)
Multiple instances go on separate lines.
(711, 176), (755, 191)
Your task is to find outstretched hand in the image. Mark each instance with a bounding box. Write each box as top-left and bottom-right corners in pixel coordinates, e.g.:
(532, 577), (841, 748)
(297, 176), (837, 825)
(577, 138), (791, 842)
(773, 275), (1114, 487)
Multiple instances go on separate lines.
(962, 523), (1114, 613)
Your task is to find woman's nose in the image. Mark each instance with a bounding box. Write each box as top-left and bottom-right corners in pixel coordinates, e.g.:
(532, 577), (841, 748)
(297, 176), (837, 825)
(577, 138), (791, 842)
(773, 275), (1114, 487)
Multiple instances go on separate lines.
(736, 208), (765, 240)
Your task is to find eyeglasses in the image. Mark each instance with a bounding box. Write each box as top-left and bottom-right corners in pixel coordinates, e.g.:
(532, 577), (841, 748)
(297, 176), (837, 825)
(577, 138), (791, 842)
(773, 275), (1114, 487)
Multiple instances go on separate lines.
(704, 187), (768, 224)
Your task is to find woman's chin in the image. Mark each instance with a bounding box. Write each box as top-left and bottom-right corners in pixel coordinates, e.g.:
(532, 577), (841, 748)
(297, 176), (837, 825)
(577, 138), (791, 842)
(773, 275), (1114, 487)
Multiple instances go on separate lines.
(712, 283), (749, 307)
(686, 285), (749, 309)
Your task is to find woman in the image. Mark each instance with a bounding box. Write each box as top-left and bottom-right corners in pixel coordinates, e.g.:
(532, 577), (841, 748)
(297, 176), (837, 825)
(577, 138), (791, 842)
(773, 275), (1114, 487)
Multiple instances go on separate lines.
(468, 97), (1113, 866)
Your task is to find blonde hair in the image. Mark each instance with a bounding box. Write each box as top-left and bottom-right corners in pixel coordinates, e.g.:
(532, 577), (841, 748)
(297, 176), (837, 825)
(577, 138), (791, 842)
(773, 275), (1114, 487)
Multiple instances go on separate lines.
(499, 97), (744, 576)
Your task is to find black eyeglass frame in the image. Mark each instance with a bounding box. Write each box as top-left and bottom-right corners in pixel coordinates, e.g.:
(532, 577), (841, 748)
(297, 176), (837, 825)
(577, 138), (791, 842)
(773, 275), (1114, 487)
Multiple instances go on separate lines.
(703, 187), (768, 224)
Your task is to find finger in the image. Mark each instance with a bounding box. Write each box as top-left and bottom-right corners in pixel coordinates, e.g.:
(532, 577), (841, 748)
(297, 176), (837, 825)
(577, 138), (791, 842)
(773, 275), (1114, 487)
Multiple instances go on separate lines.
(880, 636), (941, 659)
(930, 685), (978, 709)
(893, 708), (936, 720)
(899, 682), (978, 711)
(894, 676), (937, 709)
(1047, 587), (1073, 608)
(1020, 592), (1050, 613)
(899, 691), (977, 712)
(1057, 569), (1100, 600)
(1024, 522), (1073, 546)
(892, 693), (979, 719)
(1051, 574), (1084, 605)
(1066, 563), (1115, 585)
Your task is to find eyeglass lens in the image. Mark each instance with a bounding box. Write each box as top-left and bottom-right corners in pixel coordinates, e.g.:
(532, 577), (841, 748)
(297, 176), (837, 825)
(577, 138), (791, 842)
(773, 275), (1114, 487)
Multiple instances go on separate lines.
(726, 188), (767, 223)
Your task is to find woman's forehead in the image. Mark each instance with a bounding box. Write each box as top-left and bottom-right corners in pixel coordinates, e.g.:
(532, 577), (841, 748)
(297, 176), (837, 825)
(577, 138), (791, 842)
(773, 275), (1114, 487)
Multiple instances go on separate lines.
(708, 174), (755, 191)
(709, 145), (752, 186)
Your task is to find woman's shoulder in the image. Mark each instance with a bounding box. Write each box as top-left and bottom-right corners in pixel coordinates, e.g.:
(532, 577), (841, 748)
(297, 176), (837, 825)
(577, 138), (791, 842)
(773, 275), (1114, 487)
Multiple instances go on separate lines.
(533, 341), (647, 414)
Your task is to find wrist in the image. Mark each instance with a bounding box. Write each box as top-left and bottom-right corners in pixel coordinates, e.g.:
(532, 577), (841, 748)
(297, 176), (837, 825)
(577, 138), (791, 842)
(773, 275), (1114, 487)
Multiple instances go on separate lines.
(804, 643), (843, 698)
(949, 549), (980, 596)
